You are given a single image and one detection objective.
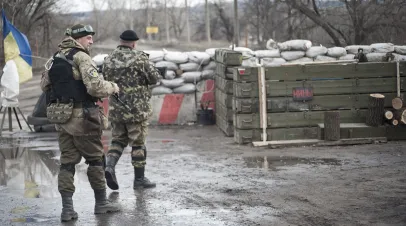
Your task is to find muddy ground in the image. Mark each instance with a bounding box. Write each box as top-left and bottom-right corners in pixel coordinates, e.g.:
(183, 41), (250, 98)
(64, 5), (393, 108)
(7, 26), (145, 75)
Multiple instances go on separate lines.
(0, 124), (405, 226)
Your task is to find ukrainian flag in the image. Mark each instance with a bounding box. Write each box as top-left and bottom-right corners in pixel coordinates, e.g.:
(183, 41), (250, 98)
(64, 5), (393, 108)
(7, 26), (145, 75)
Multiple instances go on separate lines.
(2, 9), (32, 83)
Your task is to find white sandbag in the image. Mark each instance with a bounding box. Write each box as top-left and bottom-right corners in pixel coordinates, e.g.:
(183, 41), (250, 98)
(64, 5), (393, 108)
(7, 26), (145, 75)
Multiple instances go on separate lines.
(277, 39), (312, 51)
(254, 49), (281, 58)
(260, 58), (286, 67)
(229, 46), (255, 57)
(284, 57), (313, 65)
(366, 53), (387, 62)
(180, 62), (201, 72)
(201, 70), (215, 80)
(394, 46), (406, 55)
(173, 83), (196, 94)
(241, 57), (258, 67)
(339, 54), (355, 60)
(314, 55), (337, 62)
(92, 54), (108, 66)
(144, 50), (165, 62)
(181, 71), (202, 83)
(306, 46), (328, 58)
(205, 48), (217, 58)
(164, 51), (189, 64)
(345, 45), (372, 54)
(393, 53), (406, 62)
(370, 43), (394, 53)
(203, 61), (216, 70)
(327, 47), (347, 57)
(155, 61), (179, 70)
(165, 70), (176, 80)
(266, 39), (278, 50)
(151, 86), (173, 95)
(188, 51), (211, 65)
(160, 78), (185, 88)
(281, 51), (306, 61)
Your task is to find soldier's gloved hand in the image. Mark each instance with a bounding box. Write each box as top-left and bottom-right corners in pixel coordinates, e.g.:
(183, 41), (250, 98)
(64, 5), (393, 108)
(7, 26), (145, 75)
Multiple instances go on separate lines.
(112, 83), (120, 94)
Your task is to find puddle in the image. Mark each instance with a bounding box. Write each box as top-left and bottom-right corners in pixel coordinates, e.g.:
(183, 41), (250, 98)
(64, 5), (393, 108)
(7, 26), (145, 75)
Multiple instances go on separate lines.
(244, 156), (341, 170)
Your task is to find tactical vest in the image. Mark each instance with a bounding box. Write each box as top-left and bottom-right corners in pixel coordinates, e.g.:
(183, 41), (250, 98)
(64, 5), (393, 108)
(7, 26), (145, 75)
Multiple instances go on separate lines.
(48, 48), (97, 105)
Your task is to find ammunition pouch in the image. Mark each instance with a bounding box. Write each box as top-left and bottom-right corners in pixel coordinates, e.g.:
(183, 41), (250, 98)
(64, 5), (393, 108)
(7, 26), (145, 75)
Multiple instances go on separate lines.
(46, 101), (73, 124)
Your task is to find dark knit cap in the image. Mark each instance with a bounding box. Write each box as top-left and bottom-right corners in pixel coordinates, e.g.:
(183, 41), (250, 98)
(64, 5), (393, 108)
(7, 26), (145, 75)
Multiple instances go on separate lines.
(120, 30), (139, 41)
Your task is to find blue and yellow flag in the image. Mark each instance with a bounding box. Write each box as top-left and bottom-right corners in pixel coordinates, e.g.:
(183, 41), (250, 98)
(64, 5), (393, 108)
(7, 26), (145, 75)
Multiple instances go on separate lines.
(2, 9), (32, 83)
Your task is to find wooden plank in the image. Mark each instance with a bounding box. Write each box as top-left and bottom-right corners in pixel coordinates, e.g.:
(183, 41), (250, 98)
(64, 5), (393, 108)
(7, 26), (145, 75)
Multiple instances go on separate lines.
(255, 139), (320, 148)
(317, 123), (386, 140)
(215, 88), (233, 108)
(233, 77), (405, 98)
(267, 137), (387, 149)
(234, 109), (367, 129)
(258, 66), (268, 141)
(386, 126), (406, 140)
(215, 102), (233, 122)
(215, 75), (234, 94)
(233, 93), (398, 113)
(234, 127), (319, 144)
(215, 113), (234, 137)
(264, 62), (406, 81)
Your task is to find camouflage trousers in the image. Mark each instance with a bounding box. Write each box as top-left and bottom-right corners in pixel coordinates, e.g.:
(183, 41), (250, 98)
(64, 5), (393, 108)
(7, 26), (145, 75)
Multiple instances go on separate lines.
(107, 120), (148, 168)
(58, 129), (106, 193)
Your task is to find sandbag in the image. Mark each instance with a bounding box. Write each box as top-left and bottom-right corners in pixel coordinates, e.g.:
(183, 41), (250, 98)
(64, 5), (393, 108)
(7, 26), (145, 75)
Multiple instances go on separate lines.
(366, 53), (387, 62)
(151, 86), (173, 95)
(92, 54), (108, 66)
(306, 46), (328, 58)
(314, 55), (337, 62)
(241, 57), (258, 67)
(205, 48), (218, 58)
(327, 47), (347, 57)
(181, 72), (202, 83)
(164, 51), (189, 64)
(203, 61), (216, 70)
(266, 39), (278, 50)
(284, 57), (313, 64)
(144, 50), (165, 62)
(188, 51), (211, 65)
(281, 51), (306, 61)
(180, 62), (201, 72)
(254, 49), (280, 58)
(261, 58), (286, 67)
(339, 54), (355, 60)
(155, 61), (179, 70)
(160, 78), (185, 88)
(173, 84), (196, 94)
(393, 53), (406, 62)
(229, 46), (255, 57)
(165, 70), (176, 80)
(370, 43), (395, 53)
(277, 39), (312, 51)
(394, 46), (406, 55)
(345, 45), (372, 54)
(201, 70), (215, 80)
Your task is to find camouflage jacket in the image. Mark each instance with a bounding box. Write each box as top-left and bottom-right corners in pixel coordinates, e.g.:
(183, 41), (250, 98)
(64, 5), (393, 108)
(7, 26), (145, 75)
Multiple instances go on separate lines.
(41, 37), (117, 136)
(103, 45), (161, 123)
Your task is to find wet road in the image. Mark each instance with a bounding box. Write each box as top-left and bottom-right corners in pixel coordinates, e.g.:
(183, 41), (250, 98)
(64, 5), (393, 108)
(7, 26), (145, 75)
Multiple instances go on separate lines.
(0, 125), (406, 226)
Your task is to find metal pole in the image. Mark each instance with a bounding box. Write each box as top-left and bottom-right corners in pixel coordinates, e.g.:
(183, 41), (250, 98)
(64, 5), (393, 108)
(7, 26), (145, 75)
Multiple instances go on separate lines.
(233, 0), (239, 47)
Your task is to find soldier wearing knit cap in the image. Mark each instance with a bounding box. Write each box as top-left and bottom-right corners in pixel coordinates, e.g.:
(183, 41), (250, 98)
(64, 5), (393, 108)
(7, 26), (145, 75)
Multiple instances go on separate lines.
(103, 30), (161, 191)
(41, 24), (121, 222)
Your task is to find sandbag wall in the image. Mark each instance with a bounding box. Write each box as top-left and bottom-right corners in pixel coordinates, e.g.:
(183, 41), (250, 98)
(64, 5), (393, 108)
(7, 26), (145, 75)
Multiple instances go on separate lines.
(214, 50), (242, 136)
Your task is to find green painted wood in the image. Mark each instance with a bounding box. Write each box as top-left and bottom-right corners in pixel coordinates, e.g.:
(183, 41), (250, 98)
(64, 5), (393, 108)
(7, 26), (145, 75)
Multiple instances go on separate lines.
(214, 49), (243, 66)
(215, 76), (234, 94)
(317, 123), (386, 140)
(234, 127), (319, 144)
(215, 88), (233, 108)
(216, 102), (233, 122)
(233, 77), (405, 98)
(215, 113), (234, 137)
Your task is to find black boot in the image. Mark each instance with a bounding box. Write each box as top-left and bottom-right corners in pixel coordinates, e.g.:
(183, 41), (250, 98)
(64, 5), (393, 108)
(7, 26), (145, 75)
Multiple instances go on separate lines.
(60, 192), (78, 222)
(94, 189), (120, 214)
(133, 167), (156, 189)
(105, 155), (119, 190)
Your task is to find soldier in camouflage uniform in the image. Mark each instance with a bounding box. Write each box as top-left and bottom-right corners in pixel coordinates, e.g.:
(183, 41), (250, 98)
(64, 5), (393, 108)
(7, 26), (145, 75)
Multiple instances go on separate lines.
(41, 24), (121, 222)
(102, 30), (161, 190)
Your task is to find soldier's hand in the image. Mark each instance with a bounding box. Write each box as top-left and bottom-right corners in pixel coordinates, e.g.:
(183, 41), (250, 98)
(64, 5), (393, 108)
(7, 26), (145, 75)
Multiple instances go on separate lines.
(112, 83), (120, 94)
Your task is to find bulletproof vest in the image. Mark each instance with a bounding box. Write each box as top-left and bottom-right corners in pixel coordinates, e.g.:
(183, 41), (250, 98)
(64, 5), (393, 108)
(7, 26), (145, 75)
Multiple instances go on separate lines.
(48, 48), (97, 105)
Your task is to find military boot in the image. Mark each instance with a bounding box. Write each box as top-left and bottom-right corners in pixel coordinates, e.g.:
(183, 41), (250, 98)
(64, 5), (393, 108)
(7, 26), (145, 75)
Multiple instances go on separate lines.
(94, 189), (121, 214)
(104, 155), (119, 190)
(60, 192), (78, 222)
(133, 167), (156, 189)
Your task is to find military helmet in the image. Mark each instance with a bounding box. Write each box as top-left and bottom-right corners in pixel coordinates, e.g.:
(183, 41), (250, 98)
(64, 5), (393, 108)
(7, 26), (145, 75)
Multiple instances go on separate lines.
(65, 24), (95, 39)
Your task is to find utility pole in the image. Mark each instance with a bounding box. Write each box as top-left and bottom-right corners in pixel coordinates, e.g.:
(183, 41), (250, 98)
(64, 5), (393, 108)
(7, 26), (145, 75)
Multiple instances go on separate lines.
(165, 0), (170, 43)
(205, 0), (211, 44)
(233, 0), (239, 47)
(147, 0), (152, 41)
(185, 0), (191, 43)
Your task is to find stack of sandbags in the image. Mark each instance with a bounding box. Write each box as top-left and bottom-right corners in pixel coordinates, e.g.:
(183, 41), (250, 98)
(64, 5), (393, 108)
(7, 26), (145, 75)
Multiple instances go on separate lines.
(146, 50), (216, 95)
